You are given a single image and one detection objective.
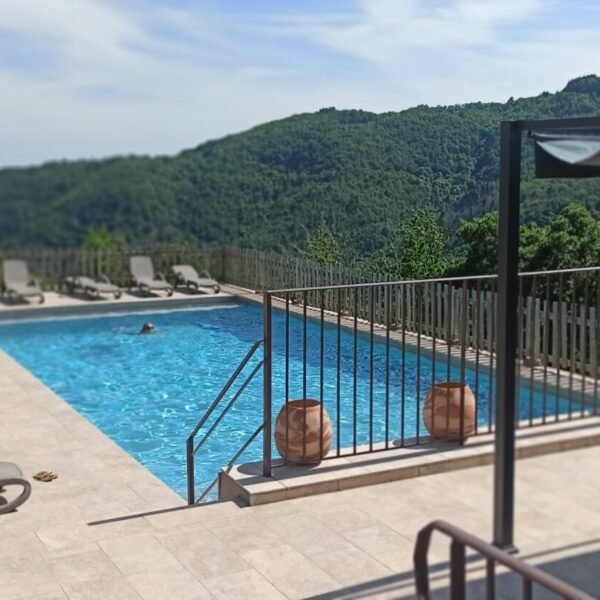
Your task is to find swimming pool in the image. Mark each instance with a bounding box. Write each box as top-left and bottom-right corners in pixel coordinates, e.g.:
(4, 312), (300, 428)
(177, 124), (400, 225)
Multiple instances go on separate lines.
(0, 302), (569, 499)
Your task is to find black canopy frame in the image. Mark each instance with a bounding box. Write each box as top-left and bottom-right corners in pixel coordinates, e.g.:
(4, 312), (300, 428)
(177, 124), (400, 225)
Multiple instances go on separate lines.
(494, 116), (600, 551)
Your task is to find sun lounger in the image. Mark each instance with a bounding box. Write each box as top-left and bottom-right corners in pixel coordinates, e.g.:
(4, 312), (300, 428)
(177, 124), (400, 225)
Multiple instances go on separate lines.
(172, 265), (221, 294)
(2, 259), (44, 304)
(0, 462), (31, 514)
(130, 256), (173, 296)
(65, 275), (122, 299)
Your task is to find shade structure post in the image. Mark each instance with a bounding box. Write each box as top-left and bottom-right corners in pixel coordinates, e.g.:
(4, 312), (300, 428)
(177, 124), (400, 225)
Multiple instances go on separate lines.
(493, 120), (522, 551)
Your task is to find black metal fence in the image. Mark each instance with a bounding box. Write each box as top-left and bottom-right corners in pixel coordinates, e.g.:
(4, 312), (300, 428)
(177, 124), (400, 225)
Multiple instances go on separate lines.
(261, 267), (599, 467)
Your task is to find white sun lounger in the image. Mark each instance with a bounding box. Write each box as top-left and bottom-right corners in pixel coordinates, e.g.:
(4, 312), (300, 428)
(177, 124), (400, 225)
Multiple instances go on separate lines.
(130, 256), (173, 296)
(0, 462), (31, 514)
(65, 275), (122, 299)
(2, 259), (44, 304)
(172, 265), (220, 294)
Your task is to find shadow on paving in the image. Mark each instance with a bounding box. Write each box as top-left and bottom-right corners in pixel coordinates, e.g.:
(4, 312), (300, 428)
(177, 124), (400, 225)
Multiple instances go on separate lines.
(305, 543), (600, 599)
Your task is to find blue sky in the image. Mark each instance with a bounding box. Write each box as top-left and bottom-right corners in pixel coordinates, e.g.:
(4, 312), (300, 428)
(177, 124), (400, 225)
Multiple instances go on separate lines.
(1, 0), (599, 167)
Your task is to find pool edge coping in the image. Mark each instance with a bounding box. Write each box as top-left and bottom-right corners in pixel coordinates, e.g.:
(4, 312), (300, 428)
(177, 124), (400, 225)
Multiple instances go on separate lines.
(0, 347), (187, 510)
(221, 416), (600, 506)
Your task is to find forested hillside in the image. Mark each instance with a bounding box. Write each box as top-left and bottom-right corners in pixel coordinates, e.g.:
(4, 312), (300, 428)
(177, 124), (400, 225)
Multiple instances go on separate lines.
(1, 75), (600, 255)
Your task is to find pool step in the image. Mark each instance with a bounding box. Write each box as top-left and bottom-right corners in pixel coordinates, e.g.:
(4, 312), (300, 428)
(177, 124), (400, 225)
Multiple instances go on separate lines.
(220, 416), (600, 505)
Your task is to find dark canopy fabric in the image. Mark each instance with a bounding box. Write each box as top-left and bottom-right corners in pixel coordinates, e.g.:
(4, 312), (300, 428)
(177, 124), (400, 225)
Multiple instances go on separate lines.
(532, 131), (600, 178)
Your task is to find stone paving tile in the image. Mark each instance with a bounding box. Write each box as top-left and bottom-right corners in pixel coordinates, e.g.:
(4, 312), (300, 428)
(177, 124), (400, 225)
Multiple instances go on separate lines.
(45, 548), (122, 584)
(201, 569), (287, 600)
(259, 511), (354, 556)
(127, 565), (213, 600)
(2, 582), (69, 600)
(61, 577), (143, 600)
(313, 546), (392, 586)
(99, 532), (181, 576)
(341, 524), (414, 564)
(0, 554), (56, 599)
(156, 526), (250, 580)
(239, 540), (341, 599)
(208, 516), (284, 553)
(310, 505), (380, 534)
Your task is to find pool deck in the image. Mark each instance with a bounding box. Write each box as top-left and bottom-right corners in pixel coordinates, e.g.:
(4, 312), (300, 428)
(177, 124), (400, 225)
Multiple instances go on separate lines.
(2, 349), (600, 599)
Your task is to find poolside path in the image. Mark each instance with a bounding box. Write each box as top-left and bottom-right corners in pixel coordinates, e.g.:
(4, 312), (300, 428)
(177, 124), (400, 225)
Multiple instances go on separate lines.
(1, 349), (599, 599)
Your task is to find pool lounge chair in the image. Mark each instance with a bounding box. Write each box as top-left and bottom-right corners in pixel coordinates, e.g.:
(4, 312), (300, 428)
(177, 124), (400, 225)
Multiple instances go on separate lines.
(2, 259), (44, 304)
(130, 255), (173, 296)
(0, 462), (31, 514)
(172, 265), (221, 294)
(65, 275), (122, 299)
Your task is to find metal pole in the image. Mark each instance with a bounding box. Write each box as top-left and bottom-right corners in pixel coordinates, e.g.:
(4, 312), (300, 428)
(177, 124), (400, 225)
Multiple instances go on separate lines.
(263, 292), (272, 477)
(493, 120), (522, 551)
(186, 437), (195, 505)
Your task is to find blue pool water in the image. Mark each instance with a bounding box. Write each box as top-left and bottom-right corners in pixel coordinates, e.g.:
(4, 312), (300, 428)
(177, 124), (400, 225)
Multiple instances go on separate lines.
(0, 303), (569, 498)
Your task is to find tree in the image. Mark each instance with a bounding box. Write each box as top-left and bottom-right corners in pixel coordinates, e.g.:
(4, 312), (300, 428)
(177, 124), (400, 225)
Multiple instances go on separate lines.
(367, 209), (447, 279)
(305, 223), (346, 265)
(397, 209), (448, 279)
(452, 211), (499, 275)
(451, 204), (600, 276)
(82, 226), (125, 250)
(524, 203), (600, 271)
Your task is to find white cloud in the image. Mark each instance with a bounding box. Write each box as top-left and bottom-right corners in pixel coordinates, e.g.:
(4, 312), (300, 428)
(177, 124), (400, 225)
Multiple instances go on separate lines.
(0, 0), (598, 167)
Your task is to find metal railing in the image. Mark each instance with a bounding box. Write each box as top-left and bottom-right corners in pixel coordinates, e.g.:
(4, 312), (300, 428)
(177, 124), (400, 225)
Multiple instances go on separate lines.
(413, 520), (595, 599)
(260, 266), (599, 466)
(186, 339), (264, 504)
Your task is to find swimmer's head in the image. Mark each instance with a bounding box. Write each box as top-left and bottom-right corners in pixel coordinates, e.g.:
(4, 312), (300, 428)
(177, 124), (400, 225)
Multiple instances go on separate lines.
(140, 322), (155, 335)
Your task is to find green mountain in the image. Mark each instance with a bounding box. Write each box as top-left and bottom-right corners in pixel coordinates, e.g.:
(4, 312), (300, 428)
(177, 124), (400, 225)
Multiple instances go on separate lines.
(1, 75), (600, 254)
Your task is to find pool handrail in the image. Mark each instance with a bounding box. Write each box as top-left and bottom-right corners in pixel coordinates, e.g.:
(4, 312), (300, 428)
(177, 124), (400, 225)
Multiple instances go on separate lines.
(186, 339), (263, 504)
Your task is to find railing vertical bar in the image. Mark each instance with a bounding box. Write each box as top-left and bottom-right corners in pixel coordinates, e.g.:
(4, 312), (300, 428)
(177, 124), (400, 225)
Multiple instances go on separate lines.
(517, 275), (527, 360)
(431, 281), (438, 437)
(595, 271), (599, 413)
(385, 286), (391, 449)
(416, 284), (422, 445)
(569, 280), (576, 419)
(488, 279), (495, 434)
(516, 275), (524, 428)
(459, 280), (468, 443)
(556, 273), (564, 421)
(446, 283), (453, 383)
(263, 293), (272, 478)
(446, 284), (453, 438)
(336, 288), (342, 456)
(486, 558), (495, 600)
(401, 284), (406, 447)
(369, 286), (375, 451)
(320, 289), (325, 460)
(450, 540), (466, 600)
(186, 437), (195, 505)
(302, 290), (308, 463)
(353, 287), (358, 454)
(474, 279), (481, 434)
(285, 292), (290, 461)
(542, 276), (550, 423)
(581, 274), (588, 416)
(528, 275), (536, 426)
(523, 577), (533, 600)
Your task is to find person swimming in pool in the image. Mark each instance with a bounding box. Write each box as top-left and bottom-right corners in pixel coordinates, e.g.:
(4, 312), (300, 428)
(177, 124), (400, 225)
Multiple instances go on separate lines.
(139, 322), (156, 335)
